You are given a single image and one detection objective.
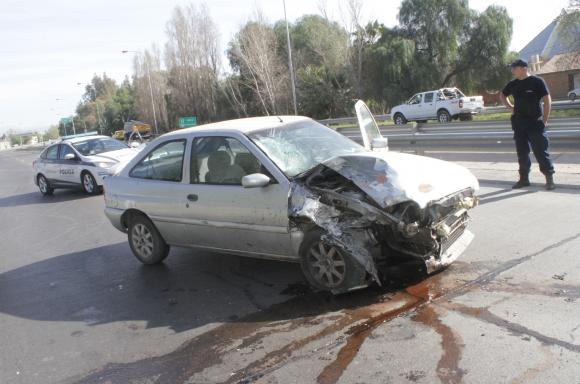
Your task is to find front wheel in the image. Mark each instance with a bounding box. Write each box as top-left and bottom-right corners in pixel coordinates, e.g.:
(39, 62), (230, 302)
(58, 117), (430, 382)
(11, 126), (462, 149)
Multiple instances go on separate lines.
(437, 109), (451, 123)
(81, 172), (99, 195)
(393, 113), (407, 125)
(570, 93), (577, 101)
(37, 174), (54, 196)
(299, 229), (366, 292)
(128, 215), (169, 265)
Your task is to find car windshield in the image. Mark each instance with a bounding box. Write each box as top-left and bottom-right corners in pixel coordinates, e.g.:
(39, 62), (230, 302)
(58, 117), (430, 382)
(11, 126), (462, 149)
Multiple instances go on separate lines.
(248, 120), (365, 178)
(72, 137), (128, 156)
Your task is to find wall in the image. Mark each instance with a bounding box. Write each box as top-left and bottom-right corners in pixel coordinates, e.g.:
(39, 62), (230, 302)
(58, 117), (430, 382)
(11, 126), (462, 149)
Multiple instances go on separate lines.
(539, 70), (580, 99)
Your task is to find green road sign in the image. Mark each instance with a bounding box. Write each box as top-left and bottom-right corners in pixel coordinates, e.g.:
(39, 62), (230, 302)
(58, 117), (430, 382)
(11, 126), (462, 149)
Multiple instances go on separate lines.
(60, 117), (73, 125)
(179, 116), (197, 128)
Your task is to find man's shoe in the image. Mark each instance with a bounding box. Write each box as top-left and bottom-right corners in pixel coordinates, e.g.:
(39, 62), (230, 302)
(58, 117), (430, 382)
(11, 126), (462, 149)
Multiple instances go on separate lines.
(512, 179), (530, 189)
(545, 174), (556, 190)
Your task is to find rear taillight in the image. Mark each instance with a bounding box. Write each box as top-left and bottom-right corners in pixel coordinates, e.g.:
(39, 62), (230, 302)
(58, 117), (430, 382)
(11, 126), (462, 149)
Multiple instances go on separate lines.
(459, 100), (464, 108)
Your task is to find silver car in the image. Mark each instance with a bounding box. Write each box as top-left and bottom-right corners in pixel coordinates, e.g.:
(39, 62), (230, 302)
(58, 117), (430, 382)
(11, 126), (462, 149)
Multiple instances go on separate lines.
(104, 101), (479, 293)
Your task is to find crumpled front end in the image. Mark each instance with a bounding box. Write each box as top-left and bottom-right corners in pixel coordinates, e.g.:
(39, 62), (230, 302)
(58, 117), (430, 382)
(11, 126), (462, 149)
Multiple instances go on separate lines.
(289, 153), (479, 292)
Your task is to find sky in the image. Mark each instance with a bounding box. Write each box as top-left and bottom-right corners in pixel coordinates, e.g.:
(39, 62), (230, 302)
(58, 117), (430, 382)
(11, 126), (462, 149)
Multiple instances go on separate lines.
(0, 0), (571, 135)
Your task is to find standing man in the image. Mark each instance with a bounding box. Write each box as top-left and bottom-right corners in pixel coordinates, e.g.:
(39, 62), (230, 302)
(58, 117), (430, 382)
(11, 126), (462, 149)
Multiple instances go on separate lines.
(500, 59), (555, 190)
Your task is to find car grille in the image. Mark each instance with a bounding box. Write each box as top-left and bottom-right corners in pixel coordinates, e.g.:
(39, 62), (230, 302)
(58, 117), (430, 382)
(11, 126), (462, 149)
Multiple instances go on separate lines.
(440, 223), (466, 256)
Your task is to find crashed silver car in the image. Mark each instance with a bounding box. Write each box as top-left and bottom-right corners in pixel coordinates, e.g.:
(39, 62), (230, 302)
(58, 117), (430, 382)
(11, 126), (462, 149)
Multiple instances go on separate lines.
(103, 101), (479, 293)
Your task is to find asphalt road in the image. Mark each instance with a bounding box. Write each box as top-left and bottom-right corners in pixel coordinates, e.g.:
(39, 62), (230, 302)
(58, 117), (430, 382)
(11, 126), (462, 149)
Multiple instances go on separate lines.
(1, 148), (580, 384)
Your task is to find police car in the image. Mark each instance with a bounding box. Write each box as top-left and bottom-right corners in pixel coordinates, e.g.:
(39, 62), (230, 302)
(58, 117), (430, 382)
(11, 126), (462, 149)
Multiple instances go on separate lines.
(33, 132), (141, 196)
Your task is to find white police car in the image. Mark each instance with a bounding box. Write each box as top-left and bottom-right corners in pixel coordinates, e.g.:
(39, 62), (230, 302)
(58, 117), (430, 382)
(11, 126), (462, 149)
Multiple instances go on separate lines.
(33, 132), (140, 196)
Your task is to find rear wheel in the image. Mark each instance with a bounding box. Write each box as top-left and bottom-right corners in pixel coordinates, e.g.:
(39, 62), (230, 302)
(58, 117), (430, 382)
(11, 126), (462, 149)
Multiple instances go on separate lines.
(437, 109), (451, 123)
(128, 215), (169, 265)
(299, 229), (366, 292)
(37, 174), (53, 196)
(393, 113), (407, 125)
(81, 172), (99, 195)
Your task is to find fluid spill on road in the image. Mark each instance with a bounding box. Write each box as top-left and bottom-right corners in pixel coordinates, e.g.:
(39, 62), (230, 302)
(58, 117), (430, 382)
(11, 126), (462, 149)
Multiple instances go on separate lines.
(413, 305), (465, 384)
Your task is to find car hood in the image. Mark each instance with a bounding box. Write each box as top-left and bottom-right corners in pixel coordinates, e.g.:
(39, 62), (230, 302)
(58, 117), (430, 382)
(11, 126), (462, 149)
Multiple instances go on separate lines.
(319, 151), (479, 209)
(85, 148), (139, 164)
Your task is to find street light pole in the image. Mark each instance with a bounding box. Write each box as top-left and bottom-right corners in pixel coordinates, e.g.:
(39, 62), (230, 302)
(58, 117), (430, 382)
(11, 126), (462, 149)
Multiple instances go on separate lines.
(283, 0), (298, 115)
(122, 50), (159, 134)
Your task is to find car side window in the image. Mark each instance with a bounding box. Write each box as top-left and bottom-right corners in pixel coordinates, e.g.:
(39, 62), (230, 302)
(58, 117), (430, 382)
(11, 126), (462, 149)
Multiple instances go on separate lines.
(130, 140), (186, 182)
(45, 145), (59, 160)
(59, 144), (76, 160)
(424, 92), (434, 103)
(409, 94), (422, 105)
(190, 136), (269, 185)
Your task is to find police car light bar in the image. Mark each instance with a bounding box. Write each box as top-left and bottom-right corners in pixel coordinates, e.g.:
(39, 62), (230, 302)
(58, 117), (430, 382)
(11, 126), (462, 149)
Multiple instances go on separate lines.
(60, 131), (100, 140)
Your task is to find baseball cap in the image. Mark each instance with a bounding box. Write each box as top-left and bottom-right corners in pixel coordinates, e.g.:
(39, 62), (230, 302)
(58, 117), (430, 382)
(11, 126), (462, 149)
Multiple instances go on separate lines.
(509, 59), (528, 68)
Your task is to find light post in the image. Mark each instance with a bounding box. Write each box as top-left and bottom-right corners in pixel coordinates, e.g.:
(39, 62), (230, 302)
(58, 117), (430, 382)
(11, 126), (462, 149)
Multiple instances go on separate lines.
(283, 0), (298, 115)
(122, 50), (159, 134)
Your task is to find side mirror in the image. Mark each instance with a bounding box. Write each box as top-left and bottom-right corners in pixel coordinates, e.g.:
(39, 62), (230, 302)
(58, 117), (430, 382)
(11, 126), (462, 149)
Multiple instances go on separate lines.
(130, 142), (141, 148)
(242, 173), (271, 188)
(371, 137), (389, 150)
(64, 153), (76, 160)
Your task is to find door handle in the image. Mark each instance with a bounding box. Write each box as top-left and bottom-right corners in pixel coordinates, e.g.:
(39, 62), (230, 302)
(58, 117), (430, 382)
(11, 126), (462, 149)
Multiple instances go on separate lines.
(187, 194), (198, 202)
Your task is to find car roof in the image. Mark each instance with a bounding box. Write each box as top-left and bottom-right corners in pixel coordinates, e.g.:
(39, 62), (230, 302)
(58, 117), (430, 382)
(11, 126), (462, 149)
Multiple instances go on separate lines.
(162, 116), (314, 137)
(61, 135), (110, 144)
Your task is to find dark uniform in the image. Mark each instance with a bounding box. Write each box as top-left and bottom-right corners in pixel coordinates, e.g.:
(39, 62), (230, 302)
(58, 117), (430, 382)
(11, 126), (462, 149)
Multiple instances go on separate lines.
(502, 75), (555, 179)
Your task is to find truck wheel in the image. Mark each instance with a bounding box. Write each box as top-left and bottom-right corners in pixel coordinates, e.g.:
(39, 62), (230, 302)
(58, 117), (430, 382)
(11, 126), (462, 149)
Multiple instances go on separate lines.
(128, 214), (169, 265)
(299, 229), (366, 293)
(37, 174), (54, 196)
(570, 93), (576, 101)
(393, 113), (407, 125)
(437, 110), (451, 123)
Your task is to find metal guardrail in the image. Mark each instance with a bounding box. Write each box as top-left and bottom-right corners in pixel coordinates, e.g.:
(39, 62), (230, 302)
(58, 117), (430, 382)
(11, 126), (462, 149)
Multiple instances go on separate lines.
(319, 100), (580, 126)
(336, 117), (580, 150)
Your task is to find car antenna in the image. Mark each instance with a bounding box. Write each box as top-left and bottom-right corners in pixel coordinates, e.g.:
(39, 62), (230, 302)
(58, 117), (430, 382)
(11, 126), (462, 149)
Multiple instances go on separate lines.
(276, 116), (283, 123)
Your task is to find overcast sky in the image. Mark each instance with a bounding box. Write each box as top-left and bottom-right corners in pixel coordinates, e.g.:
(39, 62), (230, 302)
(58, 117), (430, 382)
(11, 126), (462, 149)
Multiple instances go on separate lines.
(0, 0), (570, 134)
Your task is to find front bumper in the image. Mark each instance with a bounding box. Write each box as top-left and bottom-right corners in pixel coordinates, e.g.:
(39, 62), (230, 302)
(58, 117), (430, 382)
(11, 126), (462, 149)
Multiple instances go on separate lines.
(424, 229), (474, 274)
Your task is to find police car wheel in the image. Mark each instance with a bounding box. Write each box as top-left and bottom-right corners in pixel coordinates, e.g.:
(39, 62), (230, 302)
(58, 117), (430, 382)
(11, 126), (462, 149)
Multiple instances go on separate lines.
(81, 172), (98, 195)
(128, 215), (169, 265)
(37, 175), (53, 196)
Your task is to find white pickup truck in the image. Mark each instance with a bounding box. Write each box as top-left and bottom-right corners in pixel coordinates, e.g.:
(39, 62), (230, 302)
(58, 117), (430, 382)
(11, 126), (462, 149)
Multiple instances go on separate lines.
(390, 88), (484, 124)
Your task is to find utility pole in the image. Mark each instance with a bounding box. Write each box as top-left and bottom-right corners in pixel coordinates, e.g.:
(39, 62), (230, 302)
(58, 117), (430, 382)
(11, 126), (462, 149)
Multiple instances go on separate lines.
(122, 50), (159, 134)
(283, 0), (298, 115)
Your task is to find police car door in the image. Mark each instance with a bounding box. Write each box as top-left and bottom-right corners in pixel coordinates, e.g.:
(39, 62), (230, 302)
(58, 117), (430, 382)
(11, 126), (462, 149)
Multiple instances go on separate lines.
(57, 144), (80, 185)
(355, 100), (389, 152)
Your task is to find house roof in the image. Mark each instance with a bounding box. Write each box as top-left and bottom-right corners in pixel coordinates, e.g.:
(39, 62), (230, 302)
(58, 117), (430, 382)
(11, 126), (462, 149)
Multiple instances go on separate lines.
(519, 12), (580, 62)
(536, 51), (580, 74)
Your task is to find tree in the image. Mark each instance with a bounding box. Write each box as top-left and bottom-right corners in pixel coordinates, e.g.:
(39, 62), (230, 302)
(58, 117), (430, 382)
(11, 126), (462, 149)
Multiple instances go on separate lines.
(228, 12), (290, 115)
(164, 3), (221, 124)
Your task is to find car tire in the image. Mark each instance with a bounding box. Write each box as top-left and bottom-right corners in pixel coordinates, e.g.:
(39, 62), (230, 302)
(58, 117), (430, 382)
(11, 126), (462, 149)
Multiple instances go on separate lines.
(437, 109), (451, 123)
(128, 214), (170, 265)
(81, 171), (99, 195)
(570, 93), (576, 101)
(37, 174), (54, 196)
(299, 228), (366, 293)
(393, 113), (407, 125)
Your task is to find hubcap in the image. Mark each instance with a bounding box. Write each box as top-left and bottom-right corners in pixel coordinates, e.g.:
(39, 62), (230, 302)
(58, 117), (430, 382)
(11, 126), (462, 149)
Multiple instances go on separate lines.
(308, 242), (346, 288)
(84, 174), (94, 192)
(131, 223), (154, 259)
(440, 114), (449, 123)
(395, 116), (402, 124)
(39, 177), (47, 193)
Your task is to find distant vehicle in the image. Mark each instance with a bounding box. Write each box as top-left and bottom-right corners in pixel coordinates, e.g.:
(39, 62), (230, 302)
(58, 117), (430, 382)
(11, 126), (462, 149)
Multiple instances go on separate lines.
(122, 121), (152, 142)
(391, 88), (484, 124)
(103, 101), (479, 294)
(569, 88), (579, 101)
(33, 132), (140, 196)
